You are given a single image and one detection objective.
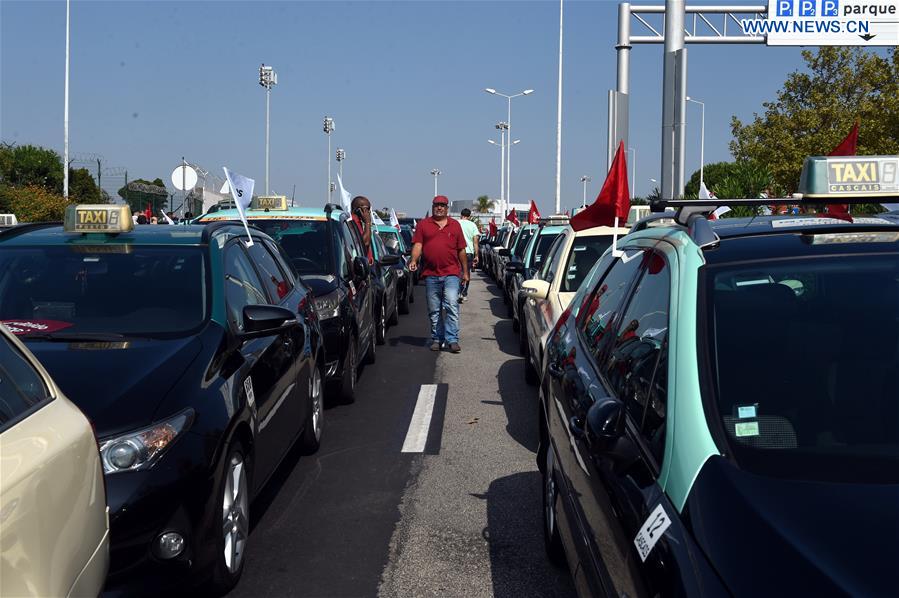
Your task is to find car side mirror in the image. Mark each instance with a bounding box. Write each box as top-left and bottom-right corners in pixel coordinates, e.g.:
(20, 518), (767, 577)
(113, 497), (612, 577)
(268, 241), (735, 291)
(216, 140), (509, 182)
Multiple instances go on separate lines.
(521, 279), (550, 301)
(505, 261), (524, 274)
(497, 248), (511, 257)
(379, 254), (401, 266)
(352, 256), (370, 279)
(585, 397), (625, 452)
(240, 304), (297, 339)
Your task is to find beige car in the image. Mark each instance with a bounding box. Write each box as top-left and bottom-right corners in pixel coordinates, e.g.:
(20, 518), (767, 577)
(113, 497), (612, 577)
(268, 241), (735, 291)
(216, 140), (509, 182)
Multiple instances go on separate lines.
(520, 223), (629, 384)
(0, 324), (109, 597)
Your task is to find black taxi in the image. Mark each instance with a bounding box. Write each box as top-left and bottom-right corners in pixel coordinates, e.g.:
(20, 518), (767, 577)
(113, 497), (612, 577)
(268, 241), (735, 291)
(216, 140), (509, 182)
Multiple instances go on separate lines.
(0, 204), (324, 594)
(539, 155), (899, 596)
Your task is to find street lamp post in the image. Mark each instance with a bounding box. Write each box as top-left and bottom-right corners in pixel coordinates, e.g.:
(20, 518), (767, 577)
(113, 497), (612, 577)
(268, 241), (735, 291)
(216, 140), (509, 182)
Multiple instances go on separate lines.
(430, 168), (441, 197)
(686, 96), (705, 186)
(63, 0), (70, 198)
(323, 117), (334, 202)
(579, 175), (592, 208)
(627, 147), (636, 197)
(259, 64), (278, 195)
(485, 87), (534, 208)
(336, 148), (345, 181)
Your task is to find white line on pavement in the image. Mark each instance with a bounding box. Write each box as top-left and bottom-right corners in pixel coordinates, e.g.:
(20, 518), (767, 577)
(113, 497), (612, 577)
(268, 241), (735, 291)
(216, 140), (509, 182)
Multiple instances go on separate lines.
(401, 384), (438, 453)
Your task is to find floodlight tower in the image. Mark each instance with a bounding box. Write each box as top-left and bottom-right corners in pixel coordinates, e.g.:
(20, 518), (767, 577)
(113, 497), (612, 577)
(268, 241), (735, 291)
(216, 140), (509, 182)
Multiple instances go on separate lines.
(259, 63), (278, 195)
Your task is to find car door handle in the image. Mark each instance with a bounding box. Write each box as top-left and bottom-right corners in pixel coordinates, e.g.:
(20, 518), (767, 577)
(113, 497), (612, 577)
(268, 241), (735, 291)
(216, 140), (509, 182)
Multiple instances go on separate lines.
(568, 416), (585, 441)
(547, 361), (564, 379)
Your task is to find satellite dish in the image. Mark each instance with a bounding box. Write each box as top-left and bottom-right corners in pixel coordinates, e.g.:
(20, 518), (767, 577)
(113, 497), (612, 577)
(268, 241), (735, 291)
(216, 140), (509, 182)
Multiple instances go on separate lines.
(171, 165), (198, 191)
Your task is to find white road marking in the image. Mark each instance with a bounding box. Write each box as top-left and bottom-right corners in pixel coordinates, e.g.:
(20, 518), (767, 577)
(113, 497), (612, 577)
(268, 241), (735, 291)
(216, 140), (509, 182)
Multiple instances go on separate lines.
(402, 384), (438, 453)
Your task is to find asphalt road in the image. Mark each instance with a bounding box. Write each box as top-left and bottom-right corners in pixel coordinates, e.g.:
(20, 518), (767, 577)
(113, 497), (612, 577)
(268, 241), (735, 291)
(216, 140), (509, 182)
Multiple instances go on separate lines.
(228, 272), (575, 598)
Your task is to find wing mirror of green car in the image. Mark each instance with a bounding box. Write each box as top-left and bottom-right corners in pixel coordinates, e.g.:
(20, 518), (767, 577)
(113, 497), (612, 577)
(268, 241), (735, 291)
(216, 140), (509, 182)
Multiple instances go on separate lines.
(584, 397), (625, 452)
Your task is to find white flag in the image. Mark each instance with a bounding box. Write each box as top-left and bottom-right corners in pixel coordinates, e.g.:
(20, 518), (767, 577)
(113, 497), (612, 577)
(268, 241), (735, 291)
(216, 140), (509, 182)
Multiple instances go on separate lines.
(389, 208), (400, 229)
(222, 167), (256, 246)
(336, 173), (352, 211)
(159, 210), (175, 225)
(372, 210), (385, 225)
(219, 180), (230, 194)
(699, 181), (712, 200)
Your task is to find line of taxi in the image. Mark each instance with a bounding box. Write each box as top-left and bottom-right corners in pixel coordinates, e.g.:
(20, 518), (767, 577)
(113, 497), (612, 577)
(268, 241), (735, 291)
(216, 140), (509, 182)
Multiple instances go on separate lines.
(0, 198), (418, 595)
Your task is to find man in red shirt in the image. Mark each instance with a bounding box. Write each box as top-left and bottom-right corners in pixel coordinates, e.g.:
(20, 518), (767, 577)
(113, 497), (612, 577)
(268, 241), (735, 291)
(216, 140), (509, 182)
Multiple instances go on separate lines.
(409, 195), (469, 353)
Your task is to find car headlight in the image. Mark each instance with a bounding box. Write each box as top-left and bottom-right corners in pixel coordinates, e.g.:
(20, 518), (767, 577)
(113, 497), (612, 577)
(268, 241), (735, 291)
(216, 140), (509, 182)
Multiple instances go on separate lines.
(314, 290), (341, 320)
(99, 410), (193, 474)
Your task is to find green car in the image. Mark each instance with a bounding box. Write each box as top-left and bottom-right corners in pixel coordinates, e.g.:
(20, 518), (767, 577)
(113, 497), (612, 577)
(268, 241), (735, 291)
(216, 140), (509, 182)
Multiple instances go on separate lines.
(539, 155), (899, 597)
(376, 224), (415, 313)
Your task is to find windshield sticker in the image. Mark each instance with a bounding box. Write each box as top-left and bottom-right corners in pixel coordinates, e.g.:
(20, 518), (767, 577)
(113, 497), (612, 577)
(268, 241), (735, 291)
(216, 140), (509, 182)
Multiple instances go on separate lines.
(1, 319), (74, 336)
(735, 421), (760, 437)
(244, 376), (255, 407)
(737, 405), (758, 419)
(634, 504), (672, 562)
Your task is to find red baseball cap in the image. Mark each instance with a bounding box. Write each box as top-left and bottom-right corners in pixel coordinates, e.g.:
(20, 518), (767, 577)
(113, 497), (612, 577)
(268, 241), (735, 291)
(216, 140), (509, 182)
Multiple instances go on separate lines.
(432, 195), (449, 205)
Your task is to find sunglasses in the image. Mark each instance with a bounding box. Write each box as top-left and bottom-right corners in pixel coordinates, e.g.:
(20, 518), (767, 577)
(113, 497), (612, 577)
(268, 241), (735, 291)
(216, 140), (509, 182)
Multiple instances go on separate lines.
(433, 203), (448, 208)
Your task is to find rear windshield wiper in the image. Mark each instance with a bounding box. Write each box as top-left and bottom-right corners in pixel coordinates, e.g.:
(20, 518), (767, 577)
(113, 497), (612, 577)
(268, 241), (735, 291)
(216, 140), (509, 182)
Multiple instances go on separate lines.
(22, 332), (126, 342)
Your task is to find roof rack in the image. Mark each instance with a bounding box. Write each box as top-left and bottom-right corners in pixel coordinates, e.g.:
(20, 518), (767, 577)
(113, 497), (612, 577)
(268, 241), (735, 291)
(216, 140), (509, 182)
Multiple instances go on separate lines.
(637, 206), (720, 248)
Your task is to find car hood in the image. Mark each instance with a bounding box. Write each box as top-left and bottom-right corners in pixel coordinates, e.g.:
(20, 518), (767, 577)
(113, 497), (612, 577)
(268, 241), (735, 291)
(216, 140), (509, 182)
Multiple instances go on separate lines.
(301, 274), (338, 297)
(24, 336), (203, 437)
(686, 455), (898, 596)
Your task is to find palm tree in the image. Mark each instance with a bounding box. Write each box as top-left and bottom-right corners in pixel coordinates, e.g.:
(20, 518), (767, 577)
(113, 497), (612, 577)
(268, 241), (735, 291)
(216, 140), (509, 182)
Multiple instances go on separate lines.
(475, 195), (494, 214)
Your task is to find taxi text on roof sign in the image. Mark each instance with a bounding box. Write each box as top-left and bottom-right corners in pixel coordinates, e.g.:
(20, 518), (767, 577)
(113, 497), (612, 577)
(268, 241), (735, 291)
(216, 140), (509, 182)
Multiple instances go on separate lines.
(798, 155), (899, 198)
(64, 204), (134, 233)
(251, 195), (289, 211)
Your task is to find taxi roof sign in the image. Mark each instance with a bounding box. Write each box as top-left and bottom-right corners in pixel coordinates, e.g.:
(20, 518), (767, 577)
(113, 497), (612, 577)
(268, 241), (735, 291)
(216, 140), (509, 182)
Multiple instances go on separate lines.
(251, 195), (289, 211)
(64, 204), (133, 233)
(798, 155), (899, 198)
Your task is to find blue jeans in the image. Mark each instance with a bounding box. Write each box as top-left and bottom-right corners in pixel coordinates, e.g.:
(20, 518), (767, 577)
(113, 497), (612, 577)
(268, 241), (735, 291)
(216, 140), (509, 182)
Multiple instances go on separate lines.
(425, 275), (461, 344)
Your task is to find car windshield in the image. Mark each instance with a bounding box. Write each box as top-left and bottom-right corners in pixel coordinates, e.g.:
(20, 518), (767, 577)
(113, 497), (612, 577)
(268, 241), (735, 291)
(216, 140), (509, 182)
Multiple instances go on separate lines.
(512, 230), (534, 259)
(706, 253), (899, 483)
(559, 236), (613, 292)
(254, 220), (333, 275)
(378, 230), (403, 255)
(530, 233), (560, 270)
(0, 245), (207, 338)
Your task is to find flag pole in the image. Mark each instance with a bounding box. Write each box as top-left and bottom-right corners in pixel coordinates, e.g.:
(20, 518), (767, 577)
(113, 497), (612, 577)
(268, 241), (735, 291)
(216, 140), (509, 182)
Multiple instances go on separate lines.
(612, 216), (622, 257)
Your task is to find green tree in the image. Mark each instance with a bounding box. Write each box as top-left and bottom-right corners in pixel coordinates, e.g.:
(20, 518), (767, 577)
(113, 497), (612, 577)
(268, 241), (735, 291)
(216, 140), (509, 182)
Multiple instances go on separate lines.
(474, 195), (494, 213)
(118, 177), (169, 213)
(0, 184), (72, 221)
(0, 143), (65, 192)
(731, 47), (899, 193)
(68, 167), (102, 203)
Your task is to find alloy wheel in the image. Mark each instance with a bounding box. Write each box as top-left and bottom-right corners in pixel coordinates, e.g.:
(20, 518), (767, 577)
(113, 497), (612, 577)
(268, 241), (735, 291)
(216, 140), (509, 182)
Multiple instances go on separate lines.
(222, 453), (249, 574)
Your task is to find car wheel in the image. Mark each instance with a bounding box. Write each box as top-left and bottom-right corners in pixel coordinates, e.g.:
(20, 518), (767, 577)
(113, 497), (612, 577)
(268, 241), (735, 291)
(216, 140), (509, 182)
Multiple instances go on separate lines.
(399, 283), (411, 314)
(519, 317), (529, 356)
(300, 363), (323, 453)
(376, 300), (387, 345)
(363, 320), (377, 365)
(339, 337), (357, 403)
(208, 445), (250, 594)
(543, 445), (566, 566)
(388, 291), (399, 325)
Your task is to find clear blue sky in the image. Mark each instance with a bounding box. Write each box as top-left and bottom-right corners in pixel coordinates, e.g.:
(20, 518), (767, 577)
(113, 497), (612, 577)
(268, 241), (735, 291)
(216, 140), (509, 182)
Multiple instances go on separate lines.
(0, 1), (836, 215)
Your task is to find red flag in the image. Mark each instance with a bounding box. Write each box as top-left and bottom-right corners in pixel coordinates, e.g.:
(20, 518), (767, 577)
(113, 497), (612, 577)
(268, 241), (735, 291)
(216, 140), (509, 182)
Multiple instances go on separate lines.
(488, 219), (497, 236)
(527, 200), (540, 224)
(571, 141), (630, 232)
(506, 209), (520, 227)
(824, 123), (859, 221)
(144, 203), (153, 221)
